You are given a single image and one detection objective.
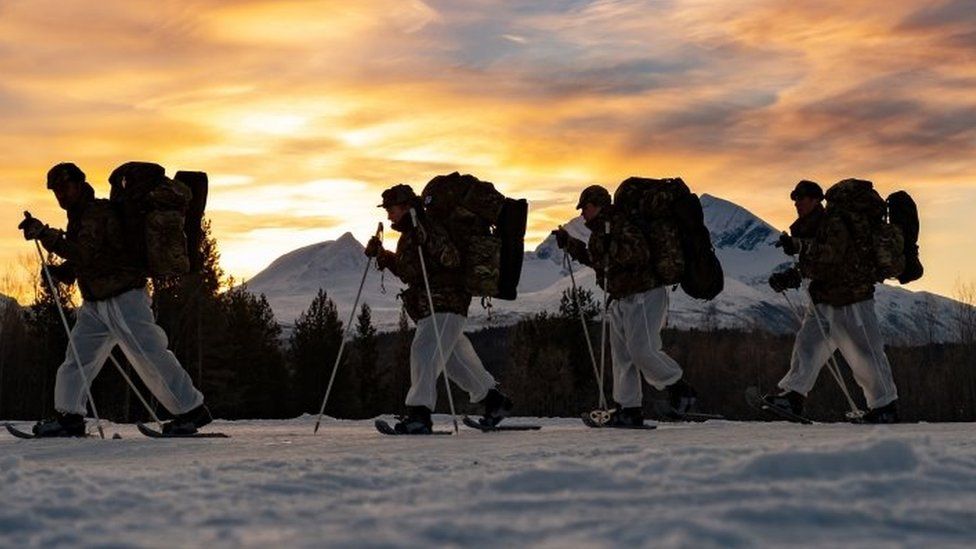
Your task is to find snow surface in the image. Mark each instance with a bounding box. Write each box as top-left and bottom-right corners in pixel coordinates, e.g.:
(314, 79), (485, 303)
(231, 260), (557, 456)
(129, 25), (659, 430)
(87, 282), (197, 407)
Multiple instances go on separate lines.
(243, 195), (966, 344)
(3, 417), (976, 548)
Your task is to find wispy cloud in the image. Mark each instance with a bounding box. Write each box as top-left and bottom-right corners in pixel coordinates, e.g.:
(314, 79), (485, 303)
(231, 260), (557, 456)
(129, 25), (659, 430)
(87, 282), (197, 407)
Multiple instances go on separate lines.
(1, 0), (974, 298)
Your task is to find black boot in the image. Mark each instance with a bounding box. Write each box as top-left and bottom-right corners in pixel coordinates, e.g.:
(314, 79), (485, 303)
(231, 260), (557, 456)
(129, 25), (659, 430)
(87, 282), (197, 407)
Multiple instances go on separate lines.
(667, 378), (698, 415)
(481, 388), (513, 427)
(861, 400), (899, 424)
(608, 406), (644, 427)
(162, 404), (213, 435)
(394, 406), (433, 434)
(32, 411), (86, 438)
(762, 390), (805, 416)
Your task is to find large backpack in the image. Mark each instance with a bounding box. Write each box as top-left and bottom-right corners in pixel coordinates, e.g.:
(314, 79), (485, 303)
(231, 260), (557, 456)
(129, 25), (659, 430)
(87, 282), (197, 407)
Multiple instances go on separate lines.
(887, 191), (923, 284)
(614, 177), (724, 300)
(420, 172), (528, 300)
(108, 162), (207, 278)
(173, 171), (210, 273)
(824, 178), (920, 283)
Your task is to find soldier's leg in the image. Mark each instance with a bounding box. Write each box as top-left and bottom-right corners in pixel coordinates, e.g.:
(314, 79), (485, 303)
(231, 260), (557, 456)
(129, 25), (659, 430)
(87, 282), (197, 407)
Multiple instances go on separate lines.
(778, 303), (837, 395)
(405, 312), (462, 409)
(609, 298), (642, 408)
(627, 288), (682, 390)
(54, 302), (116, 415)
(441, 315), (496, 403)
(832, 300), (898, 409)
(108, 288), (203, 415)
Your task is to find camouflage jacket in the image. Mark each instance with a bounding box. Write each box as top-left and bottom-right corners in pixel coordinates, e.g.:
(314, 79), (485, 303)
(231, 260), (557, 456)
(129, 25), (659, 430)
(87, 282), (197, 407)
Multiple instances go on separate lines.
(793, 205), (875, 306)
(39, 186), (145, 301)
(564, 206), (659, 300)
(376, 215), (472, 321)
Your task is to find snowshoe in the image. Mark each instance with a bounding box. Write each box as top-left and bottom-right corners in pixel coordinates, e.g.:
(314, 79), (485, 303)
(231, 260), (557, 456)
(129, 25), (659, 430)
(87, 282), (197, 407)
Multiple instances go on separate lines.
(392, 406), (434, 435)
(138, 423), (228, 439)
(480, 388), (513, 428)
(462, 416), (541, 432)
(745, 386), (813, 424)
(161, 404), (213, 435)
(653, 400), (725, 422)
(762, 390), (806, 417)
(31, 412), (87, 438)
(581, 408), (657, 430)
(666, 378), (698, 415)
(856, 400), (899, 424)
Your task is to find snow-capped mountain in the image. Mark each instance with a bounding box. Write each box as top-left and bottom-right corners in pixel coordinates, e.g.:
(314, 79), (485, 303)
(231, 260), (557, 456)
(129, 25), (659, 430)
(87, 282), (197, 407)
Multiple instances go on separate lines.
(243, 195), (965, 343)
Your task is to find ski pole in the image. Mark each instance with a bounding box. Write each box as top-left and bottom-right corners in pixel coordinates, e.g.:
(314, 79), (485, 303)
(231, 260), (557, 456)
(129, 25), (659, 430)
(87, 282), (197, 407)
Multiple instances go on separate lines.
(314, 222), (384, 434)
(32, 237), (105, 439)
(597, 221), (611, 413)
(561, 233), (606, 410)
(409, 208), (459, 435)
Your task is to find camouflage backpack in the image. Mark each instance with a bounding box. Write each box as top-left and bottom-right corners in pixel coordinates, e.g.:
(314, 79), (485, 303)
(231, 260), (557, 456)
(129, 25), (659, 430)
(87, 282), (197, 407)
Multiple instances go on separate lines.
(421, 172), (528, 300)
(614, 177), (724, 300)
(824, 178), (919, 283)
(108, 162), (209, 278)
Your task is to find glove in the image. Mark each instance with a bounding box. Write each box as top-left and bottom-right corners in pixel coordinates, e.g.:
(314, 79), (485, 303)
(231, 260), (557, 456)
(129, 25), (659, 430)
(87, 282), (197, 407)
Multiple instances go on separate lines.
(364, 236), (383, 258)
(18, 216), (47, 241)
(553, 228), (569, 249)
(768, 268), (802, 292)
(44, 262), (76, 285)
(412, 222), (428, 245)
(775, 232), (810, 256)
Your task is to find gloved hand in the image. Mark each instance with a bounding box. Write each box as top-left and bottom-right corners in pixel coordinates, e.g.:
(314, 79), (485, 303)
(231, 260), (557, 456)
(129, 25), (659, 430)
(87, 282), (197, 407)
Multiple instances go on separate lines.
(553, 228), (569, 249)
(412, 221), (428, 245)
(775, 232), (808, 256)
(44, 262), (76, 285)
(768, 268), (802, 292)
(18, 215), (47, 241)
(364, 236), (383, 258)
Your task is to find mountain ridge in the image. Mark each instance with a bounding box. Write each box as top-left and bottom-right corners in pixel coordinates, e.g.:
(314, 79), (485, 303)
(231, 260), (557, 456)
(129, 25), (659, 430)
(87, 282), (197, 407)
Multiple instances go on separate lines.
(242, 194), (965, 344)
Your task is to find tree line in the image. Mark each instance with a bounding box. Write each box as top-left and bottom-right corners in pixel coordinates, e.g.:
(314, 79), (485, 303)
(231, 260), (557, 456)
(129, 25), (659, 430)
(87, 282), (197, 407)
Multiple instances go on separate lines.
(2, 225), (974, 422)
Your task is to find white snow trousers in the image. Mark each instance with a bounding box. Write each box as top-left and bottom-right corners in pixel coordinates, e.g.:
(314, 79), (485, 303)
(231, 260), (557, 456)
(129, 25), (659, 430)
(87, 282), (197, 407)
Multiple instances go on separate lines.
(405, 312), (497, 410)
(55, 288), (204, 416)
(608, 287), (684, 408)
(778, 298), (898, 409)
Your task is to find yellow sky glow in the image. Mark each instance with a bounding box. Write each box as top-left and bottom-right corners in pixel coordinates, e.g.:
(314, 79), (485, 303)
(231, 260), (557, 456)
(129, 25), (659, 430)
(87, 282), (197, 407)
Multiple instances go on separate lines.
(2, 0), (975, 304)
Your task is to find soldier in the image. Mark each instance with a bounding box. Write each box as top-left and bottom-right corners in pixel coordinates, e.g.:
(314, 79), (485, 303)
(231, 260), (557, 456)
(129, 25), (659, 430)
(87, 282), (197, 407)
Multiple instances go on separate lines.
(555, 185), (697, 427)
(766, 180), (899, 423)
(364, 184), (512, 434)
(17, 163), (212, 436)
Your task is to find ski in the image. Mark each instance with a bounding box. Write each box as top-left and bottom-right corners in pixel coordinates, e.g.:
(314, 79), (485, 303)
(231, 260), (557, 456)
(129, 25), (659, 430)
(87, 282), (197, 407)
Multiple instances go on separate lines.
(4, 423), (105, 439)
(462, 416), (541, 432)
(744, 386), (813, 425)
(136, 423), (229, 439)
(652, 400), (725, 422)
(579, 411), (657, 430)
(374, 419), (452, 436)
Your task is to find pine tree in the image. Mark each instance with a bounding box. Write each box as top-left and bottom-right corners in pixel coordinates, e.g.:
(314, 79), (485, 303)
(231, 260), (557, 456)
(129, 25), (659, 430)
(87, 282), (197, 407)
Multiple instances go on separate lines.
(558, 286), (600, 322)
(217, 287), (289, 418)
(288, 289), (357, 416)
(23, 269), (76, 416)
(353, 303), (380, 416)
(391, 308), (412, 410)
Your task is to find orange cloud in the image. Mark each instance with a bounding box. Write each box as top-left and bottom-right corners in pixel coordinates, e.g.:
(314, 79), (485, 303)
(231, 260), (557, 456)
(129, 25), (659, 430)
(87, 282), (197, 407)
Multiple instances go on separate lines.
(1, 0), (974, 302)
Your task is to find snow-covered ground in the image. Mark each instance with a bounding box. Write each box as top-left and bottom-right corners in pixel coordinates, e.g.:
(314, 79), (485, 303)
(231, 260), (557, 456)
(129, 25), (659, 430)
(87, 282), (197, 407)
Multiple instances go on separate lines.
(3, 417), (976, 548)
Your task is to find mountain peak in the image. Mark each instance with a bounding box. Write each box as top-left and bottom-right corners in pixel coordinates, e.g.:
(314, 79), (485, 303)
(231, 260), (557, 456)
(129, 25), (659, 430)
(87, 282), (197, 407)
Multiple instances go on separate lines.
(701, 194), (778, 251)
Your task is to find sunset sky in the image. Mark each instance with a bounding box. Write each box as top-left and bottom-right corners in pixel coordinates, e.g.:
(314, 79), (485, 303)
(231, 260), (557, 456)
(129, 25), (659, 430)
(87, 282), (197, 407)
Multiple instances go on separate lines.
(2, 0), (974, 301)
